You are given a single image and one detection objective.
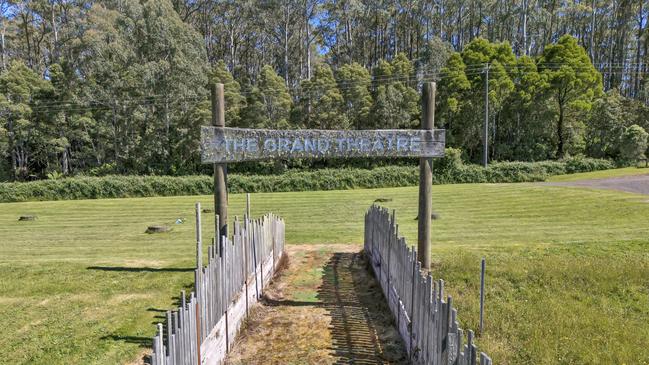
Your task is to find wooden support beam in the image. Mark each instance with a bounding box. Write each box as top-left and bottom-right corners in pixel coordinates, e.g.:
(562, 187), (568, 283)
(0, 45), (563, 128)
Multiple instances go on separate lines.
(212, 83), (228, 252)
(418, 82), (435, 270)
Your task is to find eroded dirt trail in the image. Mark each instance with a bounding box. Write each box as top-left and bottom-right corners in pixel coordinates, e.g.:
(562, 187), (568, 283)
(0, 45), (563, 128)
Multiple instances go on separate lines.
(225, 245), (407, 365)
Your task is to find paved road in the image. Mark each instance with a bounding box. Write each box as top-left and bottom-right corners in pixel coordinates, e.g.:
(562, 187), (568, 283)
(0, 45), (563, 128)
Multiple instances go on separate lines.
(544, 173), (649, 195)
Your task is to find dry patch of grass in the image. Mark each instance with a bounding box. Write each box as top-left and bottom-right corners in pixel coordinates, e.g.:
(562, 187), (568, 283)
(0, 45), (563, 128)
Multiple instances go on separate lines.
(226, 244), (407, 365)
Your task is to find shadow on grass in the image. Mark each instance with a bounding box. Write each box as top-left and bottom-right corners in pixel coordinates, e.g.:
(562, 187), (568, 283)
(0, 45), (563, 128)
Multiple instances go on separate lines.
(100, 334), (152, 348)
(87, 266), (194, 273)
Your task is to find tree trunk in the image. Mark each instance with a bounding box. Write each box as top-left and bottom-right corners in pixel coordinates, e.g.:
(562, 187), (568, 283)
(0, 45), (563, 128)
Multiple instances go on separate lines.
(438, 1), (443, 40)
(8, 119), (16, 180)
(633, 1), (644, 97)
(21, 12), (33, 68)
(1, 16), (6, 71)
(165, 97), (171, 164)
(522, 0), (528, 55)
(229, 27), (235, 70)
(284, 20), (289, 86)
(589, 0), (596, 61)
(61, 147), (69, 175)
(305, 2), (311, 79)
(112, 104), (119, 169)
(51, 2), (59, 61)
(557, 101), (565, 158)
(16, 145), (27, 180)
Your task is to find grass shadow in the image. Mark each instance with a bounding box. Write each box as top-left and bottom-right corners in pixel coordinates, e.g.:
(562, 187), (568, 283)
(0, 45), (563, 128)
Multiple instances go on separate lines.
(87, 266), (194, 273)
(100, 334), (152, 348)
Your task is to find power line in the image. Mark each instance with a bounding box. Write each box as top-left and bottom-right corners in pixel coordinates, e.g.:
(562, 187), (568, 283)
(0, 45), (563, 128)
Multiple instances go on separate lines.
(12, 60), (649, 114)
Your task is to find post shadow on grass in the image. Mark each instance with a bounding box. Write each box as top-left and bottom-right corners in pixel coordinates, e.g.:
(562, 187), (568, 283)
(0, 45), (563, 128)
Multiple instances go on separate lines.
(147, 294), (189, 325)
(101, 334), (152, 347)
(86, 266), (194, 273)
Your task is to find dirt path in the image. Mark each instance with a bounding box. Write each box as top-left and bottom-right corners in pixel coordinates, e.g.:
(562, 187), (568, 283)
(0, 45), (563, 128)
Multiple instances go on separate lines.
(225, 244), (408, 365)
(544, 173), (649, 195)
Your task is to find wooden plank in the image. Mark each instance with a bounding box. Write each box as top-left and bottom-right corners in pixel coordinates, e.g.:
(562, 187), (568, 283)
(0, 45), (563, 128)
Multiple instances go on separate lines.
(201, 251), (283, 364)
(201, 127), (446, 163)
(479, 257), (486, 336)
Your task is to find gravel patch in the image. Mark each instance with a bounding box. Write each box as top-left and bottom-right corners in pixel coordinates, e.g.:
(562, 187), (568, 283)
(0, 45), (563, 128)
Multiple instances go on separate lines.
(543, 174), (649, 195)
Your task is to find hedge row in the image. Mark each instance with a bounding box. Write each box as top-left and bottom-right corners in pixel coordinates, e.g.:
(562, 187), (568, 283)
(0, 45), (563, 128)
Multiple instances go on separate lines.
(0, 157), (614, 203)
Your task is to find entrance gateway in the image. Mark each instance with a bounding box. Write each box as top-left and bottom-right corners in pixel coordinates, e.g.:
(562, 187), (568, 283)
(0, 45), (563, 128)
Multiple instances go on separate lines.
(149, 83), (490, 365)
(200, 82), (445, 270)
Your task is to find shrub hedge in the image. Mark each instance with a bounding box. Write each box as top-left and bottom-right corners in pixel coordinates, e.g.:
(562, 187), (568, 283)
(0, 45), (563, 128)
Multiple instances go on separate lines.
(0, 156), (614, 203)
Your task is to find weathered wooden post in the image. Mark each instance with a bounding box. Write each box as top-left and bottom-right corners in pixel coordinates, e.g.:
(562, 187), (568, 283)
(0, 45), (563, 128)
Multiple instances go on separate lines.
(479, 257), (486, 336)
(194, 202), (203, 360)
(212, 83), (228, 252)
(418, 82), (435, 270)
(196, 202), (203, 271)
(246, 193), (251, 218)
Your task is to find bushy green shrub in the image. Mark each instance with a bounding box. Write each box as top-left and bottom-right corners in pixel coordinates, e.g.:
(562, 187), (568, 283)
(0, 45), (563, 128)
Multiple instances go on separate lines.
(87, 162), (119, 177)
(563, 156), (615, 173)
(0, 157), (615, 203)
(436, 147), (463, 171)
(619, 125), (649, 165)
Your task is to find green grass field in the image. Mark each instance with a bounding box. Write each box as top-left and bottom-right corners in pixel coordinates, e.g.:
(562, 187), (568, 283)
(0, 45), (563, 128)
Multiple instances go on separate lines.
(546, 166), (649, 182)
(1, 170), (648, 364)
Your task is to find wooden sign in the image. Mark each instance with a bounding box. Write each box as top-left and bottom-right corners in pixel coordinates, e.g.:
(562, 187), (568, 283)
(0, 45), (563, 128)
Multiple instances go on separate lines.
(201, 127), (445, 163)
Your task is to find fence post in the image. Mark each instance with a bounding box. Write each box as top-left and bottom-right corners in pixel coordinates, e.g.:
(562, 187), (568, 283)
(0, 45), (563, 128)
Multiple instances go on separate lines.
(479, 257), (486, 336)
(196, 203), (203, 281)
(409, 251), (418, 359)
(195, 202), (203, 358)
(246, 193), (251, 218)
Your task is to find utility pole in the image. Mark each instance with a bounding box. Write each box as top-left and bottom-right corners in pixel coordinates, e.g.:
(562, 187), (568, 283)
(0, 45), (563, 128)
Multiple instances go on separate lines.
(418, 82), (435, 270)
(483, 64), (489, 168)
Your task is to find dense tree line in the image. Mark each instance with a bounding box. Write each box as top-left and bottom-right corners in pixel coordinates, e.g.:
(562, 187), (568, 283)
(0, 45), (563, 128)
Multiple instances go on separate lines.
(0, 0), (648, 181)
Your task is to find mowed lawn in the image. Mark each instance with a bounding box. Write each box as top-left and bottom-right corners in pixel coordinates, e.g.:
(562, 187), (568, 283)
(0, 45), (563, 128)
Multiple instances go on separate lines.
(1, 172), (649, 364)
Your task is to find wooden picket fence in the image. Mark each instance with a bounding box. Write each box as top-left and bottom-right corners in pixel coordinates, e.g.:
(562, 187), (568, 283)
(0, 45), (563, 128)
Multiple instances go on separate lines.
(149, 207), (285, 365)
(364, 205), (492, 365)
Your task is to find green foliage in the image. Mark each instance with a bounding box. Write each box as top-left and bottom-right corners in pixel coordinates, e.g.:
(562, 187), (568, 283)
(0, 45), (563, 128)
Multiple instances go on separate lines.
(539, 35), (603, 158)
(0, 60), (54, 179)
(586, 90), (625, 159)
(0, 16), (631, 181)
(562, 155), (615, 173)
(435, 147), (463, 171)
(420, 37), (454, 75)
(301, 63), (348, 129)
(0, 156), (615, 203)
(256, 65), (292, 129)
(370, 55), (418, 129)
(337, 63), (372, 129)
(439, 53), (471, 114)
(239, 84), (266, 128)
(72, 0), (209, 176)
(210, 60), (245, 127)
(498, 56), (552, 161)
(87, 163), (119, 177)
(438, 38), (518, 160)
(619, 125), (649, 164)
